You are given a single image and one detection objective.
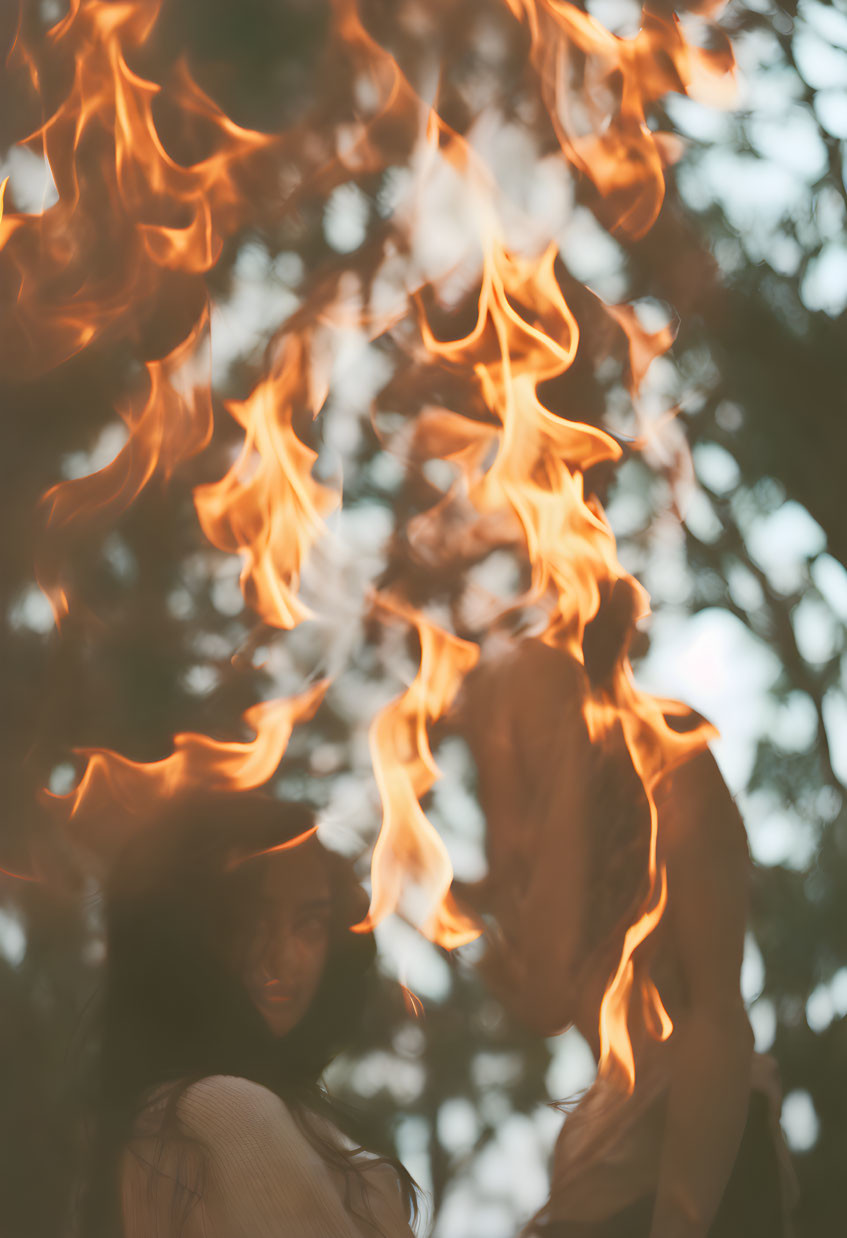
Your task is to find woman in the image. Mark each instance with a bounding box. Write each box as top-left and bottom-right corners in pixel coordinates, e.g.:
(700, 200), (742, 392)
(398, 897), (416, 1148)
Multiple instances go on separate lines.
(456, 611), (796, 1238)
(78, 790), (418, 1238)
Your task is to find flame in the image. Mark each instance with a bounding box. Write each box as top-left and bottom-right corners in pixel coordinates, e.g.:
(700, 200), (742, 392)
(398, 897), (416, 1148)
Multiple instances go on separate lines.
(38, 311), (212, 626)
(348, 0), (730, 1057)
(0, 0), (272, 372)
(0, 863), (38, 884)
(356, 599), (480, 948)
(604, 300), (677, 400)
(642, 975), (674, 1042)
(421, 236), (623, 651)
(400, 982), (425, 1018)
(193, 336), (338, 630)
(14, 0), (736, 1097)
(48, 680), (329, 832)
(584, 669), (716, 1087)
(329, 0), (416, 176)
(25, 1), (327, 857)
(416, 174), (716, 1086)
(504, 1), (734, 238)
(225, 824), (322, 871)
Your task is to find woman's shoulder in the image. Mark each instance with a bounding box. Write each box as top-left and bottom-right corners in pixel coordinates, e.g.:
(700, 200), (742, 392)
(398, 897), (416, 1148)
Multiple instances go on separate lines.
(180, 1073), (285, 1110)
(176, 1074), (303, 1149)
(656, 747), (750, 866)
(163, 1077), (416, 1237)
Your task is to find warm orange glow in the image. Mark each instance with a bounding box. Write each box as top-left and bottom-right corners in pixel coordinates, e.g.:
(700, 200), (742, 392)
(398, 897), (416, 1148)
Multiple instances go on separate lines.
(586, 672), (715, 1087)
(38, 311), (212, 627)
(596, 863), (667, 1088)
(24, 0), (328, 868)
(193, 337), (338, 630)
(0, 863), (39, 884)
(14, 0), (737, 1098)
(356, 600), (480, 948)
(48, 680), (328, 831)
(1, 0), (272, 372)
(416, 164), (716, 1086)
(401, 982), (425, 1018)
(642, 975), (674, 1042)
(421, 236), (623, 652)
(330, 0), (414, 173)
(504, 0), (734, 238)
(605, 300), (677, 399)
(345, 0), (731, 1062)
(226, 824), (322, 871)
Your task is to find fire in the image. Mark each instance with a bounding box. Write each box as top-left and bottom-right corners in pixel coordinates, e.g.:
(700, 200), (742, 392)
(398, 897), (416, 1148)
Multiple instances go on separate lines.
(38, 310), (212, 627)
(420, 236), (623, 653)
(193, 336), (338, 630)
(503, 0), (734, 238)
(413, 108), (721, 1080)
(584, 681), (714, 1088)
(605, 300), (678, 400)
(0, 863), (39, 885)
(226, 825), (322, 871)
(357, 600), (480, 947)
(9, 0), (736, 1087)
(47, 681), (328, 842)
(400, 982), (425, 1019)
(0, 0), (272, 373)
(10, 2), (319, 845)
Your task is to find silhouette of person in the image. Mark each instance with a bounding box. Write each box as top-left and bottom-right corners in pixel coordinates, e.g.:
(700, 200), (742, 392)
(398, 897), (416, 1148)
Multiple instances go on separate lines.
(456, 603), (796, 1238)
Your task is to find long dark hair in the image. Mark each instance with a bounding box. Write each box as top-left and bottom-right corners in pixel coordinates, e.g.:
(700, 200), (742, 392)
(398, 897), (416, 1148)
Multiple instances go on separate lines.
(77, 790), (418, 1237)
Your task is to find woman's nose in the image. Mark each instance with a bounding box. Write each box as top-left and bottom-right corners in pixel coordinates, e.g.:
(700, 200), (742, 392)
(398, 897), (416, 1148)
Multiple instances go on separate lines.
(262, 928), (299, 983)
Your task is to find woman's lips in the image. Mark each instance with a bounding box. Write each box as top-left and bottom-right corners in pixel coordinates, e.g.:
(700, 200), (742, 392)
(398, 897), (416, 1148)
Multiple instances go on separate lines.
(260, 981), (297, 1004)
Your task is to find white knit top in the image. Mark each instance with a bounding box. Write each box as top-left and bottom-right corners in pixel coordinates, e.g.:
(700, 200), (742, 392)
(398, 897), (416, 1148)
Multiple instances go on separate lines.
(121, 1074), (416, 1238)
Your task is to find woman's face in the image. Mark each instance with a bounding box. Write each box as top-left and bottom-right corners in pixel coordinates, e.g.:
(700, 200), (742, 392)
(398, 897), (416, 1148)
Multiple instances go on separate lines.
(241, 843), (332, 1036)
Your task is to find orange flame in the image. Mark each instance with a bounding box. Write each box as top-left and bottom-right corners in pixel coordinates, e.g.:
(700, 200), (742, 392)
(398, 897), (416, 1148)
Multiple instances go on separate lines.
(22, 4), (370, 877)
(0, 0), (272, 372)
(417, 186), (716, 1086)
(225, 824), (322, 871)
(193, 336), (338, 630)
(400, 982), (425, 1018)
(585, 680), (715, 1089)
(356, 599), (480, 948)
(421, 236), (623, 650)
(341, 0), (732, 1053)
(16, 0), (736, 1096)
(504, 1), (734, 238)
(0, 863), (39, 885)
(47, 680), (329, 834)
(329, 0), (418, 177)
(604, 300), (677, 400)
(25, 1), (330, 857)
(38, 310), (212, 626)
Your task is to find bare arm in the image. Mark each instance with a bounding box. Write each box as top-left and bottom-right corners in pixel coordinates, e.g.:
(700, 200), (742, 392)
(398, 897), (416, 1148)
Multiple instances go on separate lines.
(649, 752), (754, 1238)
(458, 641), (593, 1033)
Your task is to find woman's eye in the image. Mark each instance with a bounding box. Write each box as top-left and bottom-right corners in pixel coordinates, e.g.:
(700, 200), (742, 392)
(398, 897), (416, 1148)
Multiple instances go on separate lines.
(297, 913), (330, 940)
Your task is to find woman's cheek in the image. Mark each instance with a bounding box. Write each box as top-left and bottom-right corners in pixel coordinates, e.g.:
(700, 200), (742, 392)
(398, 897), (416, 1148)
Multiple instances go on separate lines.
(300, 929), (330, 990)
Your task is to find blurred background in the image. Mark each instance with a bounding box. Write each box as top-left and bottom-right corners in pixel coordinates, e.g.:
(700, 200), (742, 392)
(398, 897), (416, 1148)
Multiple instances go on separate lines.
(0, 0), (845, 1235)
